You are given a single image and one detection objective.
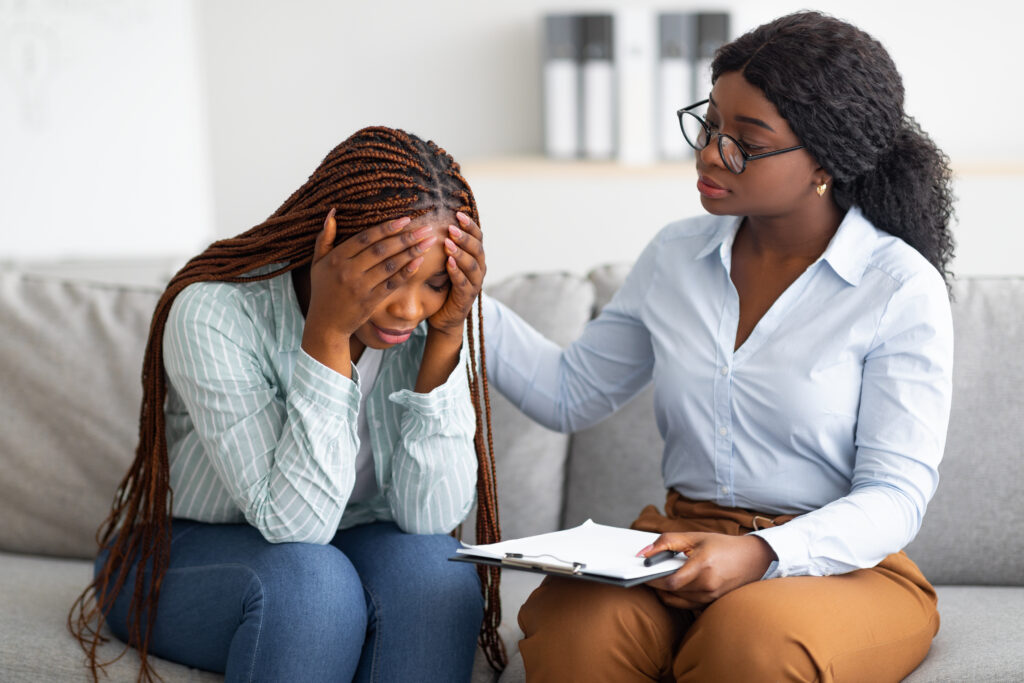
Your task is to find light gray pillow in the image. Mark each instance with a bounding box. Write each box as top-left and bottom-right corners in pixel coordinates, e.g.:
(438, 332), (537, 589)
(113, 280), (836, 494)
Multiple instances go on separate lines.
(562, 263), (667, 529)
(463, 272), (595, 543)
(905, 277), (1024, 586)
(0, 271), (162, 558)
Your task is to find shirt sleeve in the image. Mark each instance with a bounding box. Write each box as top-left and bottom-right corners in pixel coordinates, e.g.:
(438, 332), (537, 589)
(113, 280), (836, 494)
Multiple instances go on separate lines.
(385, 337), (478, 534)
(482, 241), (661, 433)
(163, 283), (361, 545)
(752, 269), (954, 577)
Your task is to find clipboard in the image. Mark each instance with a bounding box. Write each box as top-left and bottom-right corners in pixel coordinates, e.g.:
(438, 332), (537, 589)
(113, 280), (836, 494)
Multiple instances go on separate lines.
(449, 519), (686, 587)
(449, 553), (679, 587)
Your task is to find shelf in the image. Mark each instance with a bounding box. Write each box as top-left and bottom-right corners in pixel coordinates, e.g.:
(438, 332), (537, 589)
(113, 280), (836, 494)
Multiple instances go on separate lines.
(459, 155), (1024, 282)
(462, 155), (1024, 178)
(948, 161), (1024, 176)
(462, 156), (696, 178)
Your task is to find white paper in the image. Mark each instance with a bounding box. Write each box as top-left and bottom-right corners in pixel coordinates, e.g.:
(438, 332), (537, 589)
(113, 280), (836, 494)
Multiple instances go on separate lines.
(659, 58), (692, 160)
(582, 61), (615, 159)
(615, 7), (657, 165)
(544, 59), (580, 159)
(457, 519), (686, 580)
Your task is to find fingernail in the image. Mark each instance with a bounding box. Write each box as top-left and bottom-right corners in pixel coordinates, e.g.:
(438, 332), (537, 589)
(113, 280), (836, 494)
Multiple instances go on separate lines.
(448, 256), (457, 268)
(448, 225), (463, 239)
(419, 236), (438, 250)
(407, 256), (424, 272)
(636, 544), (653, 558)
(445, 238), (457, 253)
(413, 225), (433, 239)
(328, 207), (336, 218)
(456, 211), (470, 223)
(391, 217), (412, 232)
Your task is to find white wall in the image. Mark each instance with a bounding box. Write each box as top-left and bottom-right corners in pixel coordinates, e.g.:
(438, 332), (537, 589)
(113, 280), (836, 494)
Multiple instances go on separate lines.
(463, 163), (1020, 284)
(0, 0), (212, 260)
(3, 0), (1021, 280)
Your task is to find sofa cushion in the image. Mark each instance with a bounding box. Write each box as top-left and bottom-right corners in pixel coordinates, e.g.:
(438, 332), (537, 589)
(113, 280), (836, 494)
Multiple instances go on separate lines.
(905, 277), (1024, 586)
(0, 265), (596, 558)
(563, 264), (668, 529)
(903, 585), (1024, 681)
(0, 551), (221, 682)
(496, 585), (1024, 683)
(0, 271), (163, 559)
(469, 272), (595, 543)
(0, 549), (501, 682)
(459, 273), (595, 671)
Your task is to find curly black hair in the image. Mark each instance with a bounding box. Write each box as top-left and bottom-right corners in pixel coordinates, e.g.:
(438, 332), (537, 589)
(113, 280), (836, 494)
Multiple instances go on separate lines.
(713, 11), (955, 284)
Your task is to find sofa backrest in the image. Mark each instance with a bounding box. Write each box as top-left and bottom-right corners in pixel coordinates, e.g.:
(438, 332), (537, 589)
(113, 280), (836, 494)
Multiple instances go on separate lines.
(904, 277), (1024, 585)
(0, 270), (163, 559)
(3, 263), (1020, 588)
(467, 273), (596, 543)
(561, 264), (667, 529)
(562, 269), (1024, 587)
(0, 266), (598, 559)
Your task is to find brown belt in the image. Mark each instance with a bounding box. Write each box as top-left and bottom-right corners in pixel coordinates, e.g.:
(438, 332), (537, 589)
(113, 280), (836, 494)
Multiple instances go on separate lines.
(631, 489), (800, 537)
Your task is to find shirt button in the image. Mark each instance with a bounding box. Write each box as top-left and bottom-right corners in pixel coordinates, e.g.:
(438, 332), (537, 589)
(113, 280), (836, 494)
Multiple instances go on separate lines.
(719, 426), (728, 436)
(720, 366), (729, 376)
(721, 485), (730, 495)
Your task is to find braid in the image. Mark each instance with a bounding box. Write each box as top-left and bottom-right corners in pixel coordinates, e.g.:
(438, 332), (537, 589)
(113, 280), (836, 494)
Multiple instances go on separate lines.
(68, 126), (506, 680)
(471, 296), (505, 667)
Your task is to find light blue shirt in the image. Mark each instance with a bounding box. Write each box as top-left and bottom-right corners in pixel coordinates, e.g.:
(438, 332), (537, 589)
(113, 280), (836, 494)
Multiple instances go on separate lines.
(163, 267), (478, 544)
(483, 208), (953, 578)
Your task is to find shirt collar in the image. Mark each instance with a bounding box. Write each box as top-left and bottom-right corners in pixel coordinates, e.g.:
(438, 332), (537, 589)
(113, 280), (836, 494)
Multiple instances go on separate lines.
(695, 215), (744, 260)
(693, 207), (877, 287)
(818, 206), (876, 287)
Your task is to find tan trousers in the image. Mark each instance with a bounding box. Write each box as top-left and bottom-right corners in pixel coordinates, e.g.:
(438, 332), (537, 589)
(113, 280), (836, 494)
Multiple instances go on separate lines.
(518, 491), (939, 682)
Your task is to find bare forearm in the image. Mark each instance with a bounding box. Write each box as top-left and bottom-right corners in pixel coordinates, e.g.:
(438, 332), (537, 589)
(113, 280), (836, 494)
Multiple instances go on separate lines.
(301, 324), (353, 378)
(415, 328), (463, 393)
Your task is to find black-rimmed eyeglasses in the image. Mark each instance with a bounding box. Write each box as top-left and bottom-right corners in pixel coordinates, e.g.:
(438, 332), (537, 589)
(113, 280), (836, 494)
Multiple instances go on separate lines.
(677, 99), (804, 175)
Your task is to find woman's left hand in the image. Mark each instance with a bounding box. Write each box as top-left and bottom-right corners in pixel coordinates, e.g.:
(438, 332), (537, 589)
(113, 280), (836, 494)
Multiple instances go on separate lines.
(641, 532), (777, 610)
(427, 211), (486, 338)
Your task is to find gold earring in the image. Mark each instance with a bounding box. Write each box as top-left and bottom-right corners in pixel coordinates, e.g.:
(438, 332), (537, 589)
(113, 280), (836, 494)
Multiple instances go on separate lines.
(816, 182), (828, 197)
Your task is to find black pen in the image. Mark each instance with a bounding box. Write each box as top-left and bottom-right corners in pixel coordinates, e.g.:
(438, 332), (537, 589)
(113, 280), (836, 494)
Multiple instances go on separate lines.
(643, 550), (678, 567)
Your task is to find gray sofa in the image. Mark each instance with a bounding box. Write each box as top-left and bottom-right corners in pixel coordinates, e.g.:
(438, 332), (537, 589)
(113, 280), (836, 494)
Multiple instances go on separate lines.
(1, 262), (1021, 682)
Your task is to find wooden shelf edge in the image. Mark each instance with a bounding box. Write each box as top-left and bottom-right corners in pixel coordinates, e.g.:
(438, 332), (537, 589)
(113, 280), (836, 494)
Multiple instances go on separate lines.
(462, 156), (1024, 178)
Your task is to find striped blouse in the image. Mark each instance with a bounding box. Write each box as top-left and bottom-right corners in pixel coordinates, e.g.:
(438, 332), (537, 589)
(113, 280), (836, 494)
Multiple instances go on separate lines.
(162, 266), (478, 544)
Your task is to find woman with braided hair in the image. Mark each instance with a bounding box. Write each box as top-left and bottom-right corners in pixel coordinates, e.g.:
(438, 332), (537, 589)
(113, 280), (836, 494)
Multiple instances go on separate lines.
(483, 11), (955, 682)
(69, 126), (505, 681)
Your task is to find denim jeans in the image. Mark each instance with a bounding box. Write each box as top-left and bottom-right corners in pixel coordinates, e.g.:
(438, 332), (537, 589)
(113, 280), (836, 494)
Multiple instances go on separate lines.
(96, 519), (483, 682)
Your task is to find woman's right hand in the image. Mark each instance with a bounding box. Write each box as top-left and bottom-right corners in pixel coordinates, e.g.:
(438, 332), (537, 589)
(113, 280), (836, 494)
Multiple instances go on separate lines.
(302, 209), (437, 372)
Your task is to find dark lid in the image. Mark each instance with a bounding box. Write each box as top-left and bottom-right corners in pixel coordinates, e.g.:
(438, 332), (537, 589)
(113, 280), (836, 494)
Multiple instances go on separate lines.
(544, 14), (582, 60)
(697, 13), (730, 59)
(582, 14), (614, 61)
(659, 12), (696, 59)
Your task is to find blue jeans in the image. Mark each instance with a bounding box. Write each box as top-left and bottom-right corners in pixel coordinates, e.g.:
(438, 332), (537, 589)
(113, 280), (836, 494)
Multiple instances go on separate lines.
(96, 520), (483, 682)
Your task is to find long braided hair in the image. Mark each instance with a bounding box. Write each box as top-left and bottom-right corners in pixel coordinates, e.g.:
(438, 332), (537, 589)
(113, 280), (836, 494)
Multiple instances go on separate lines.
(68, 126), (506, 679)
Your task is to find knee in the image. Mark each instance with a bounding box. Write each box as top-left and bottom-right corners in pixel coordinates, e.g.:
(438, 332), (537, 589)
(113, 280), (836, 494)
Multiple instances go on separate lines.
(435, 553), (483, 608)
(518, 580), (683, 681)
(521, 579), (679, 651)
(386, 534), (482, 620)
(424, 535), (480, 593)
(677, 585), (814, 680)
(247, 542), (367, 632)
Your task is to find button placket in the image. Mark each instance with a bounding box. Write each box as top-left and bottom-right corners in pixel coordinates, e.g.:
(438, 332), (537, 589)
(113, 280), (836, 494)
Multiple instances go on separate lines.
(713, 253), (738, 505)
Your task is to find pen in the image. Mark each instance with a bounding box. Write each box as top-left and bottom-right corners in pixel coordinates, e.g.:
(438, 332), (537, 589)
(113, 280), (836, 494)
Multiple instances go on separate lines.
(643, 550), (678, 567)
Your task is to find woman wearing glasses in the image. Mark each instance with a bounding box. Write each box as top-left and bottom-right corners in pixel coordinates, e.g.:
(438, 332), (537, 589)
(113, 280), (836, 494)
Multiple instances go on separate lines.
(477, 10), (954, 682)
